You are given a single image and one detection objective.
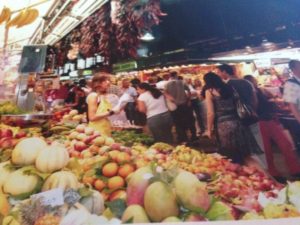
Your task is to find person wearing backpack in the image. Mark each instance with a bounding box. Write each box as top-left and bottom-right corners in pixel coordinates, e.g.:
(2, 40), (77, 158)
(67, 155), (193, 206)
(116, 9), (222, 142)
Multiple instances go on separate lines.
(283, 60), (300, 124)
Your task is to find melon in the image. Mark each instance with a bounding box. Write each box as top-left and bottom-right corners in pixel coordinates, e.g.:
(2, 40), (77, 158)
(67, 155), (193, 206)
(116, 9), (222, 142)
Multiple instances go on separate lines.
(42, 171), (80, 191)
(80, 190), (105, 215)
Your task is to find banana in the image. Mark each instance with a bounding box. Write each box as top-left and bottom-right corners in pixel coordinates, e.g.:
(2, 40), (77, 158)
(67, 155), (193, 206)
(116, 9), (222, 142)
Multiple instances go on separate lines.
(17, 9), (39, 28)
(6, 9), (26, 28)
(0, 7), (11, 24)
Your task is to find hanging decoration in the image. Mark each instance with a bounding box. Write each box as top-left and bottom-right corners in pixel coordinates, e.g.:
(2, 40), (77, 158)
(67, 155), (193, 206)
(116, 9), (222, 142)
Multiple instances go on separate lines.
(54, 0), (166, 67)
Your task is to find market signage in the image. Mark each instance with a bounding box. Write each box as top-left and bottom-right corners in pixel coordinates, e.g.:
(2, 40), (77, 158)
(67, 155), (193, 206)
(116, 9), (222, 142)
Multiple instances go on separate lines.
(112, 61), (138, 73)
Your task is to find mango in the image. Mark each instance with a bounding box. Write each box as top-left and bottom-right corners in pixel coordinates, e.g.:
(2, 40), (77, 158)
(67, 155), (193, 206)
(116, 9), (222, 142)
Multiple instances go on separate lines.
(206, 201), (236, 221)
(144, 181), (179, 222)
(173, 171), (210, 212)
(0, 191), (10, 216)
(127, 166), (153, 206)
(122, 205), (150, 223)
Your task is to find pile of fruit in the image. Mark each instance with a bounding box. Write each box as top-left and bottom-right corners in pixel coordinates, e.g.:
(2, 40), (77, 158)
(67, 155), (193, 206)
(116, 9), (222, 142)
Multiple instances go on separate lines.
(1, 117), (300, 224)
(0, 102), (24, 115)
(112, 130), (154, 147)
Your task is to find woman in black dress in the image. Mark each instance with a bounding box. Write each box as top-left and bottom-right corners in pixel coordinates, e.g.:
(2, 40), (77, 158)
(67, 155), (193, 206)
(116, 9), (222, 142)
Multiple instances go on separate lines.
(203, 72), (260, 164)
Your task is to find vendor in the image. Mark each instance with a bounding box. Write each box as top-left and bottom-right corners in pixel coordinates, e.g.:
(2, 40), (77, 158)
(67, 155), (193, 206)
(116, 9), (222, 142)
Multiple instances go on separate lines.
(87, 74), (115, 137)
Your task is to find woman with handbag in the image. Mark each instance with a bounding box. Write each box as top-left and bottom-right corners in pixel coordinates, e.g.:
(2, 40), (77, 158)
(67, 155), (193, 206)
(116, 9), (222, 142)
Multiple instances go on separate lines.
(203, 72), (260, 164)
(137, 83), (174, 144)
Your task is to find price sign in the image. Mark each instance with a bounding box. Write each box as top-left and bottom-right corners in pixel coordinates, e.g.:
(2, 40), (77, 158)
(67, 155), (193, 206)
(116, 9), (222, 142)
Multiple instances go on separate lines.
(31, 188), (64, 207)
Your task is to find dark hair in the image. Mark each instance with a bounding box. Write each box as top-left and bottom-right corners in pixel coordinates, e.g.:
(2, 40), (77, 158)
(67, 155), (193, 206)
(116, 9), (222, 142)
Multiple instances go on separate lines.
(91, 74), (109, 91)
(138, 83), (162, 99)
(170, 71), (178, 79)
(244, 75), (255, 82)
(289, 60), (300, 70)
(131, 78), (141, 88)
(217, 64), (234, 76)
(79, 79), (87, 87)
(203, 72), (233, 99)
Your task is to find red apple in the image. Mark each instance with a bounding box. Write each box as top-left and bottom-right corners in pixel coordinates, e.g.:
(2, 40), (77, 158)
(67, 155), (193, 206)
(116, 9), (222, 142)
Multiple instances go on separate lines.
(185, 213), (207, 222)
(0, 138), (13, 149)
(74, 141), (88, 152)
(14, 130), (27, 139)
(110, 143), (121, 150)
(76, 124), (86, 133)
(0, 129), (13, 138)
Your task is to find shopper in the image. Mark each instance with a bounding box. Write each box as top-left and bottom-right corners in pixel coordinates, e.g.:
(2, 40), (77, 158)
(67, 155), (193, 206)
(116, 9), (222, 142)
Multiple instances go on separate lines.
(121, 78), (138, 124)
(283, 60), (300, 124)
(186, 78), (205, 135)
(203, 72), (260, 164)
(165, 71), (197, 143)
(245, 75), (300, 177)
(79, 79), (92, 95)
(217, 64), (258, 124)
(66, 85), (87, 114)
(137, 83), (173, 144)
(87, 74), (115, 137)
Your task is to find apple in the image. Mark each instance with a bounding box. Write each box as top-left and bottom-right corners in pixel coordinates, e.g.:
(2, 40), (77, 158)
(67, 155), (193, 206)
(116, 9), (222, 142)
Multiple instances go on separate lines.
(92, 136), (105, 146)
(110, 143), (121, 150)
(99, 146), (111, 155)
(69, 131), (79, 140)
(81, 150), (93, 159)
(93, 131), (101, 136)
(70, 150), (81, 158)
(76, 124), (86, 133)
(69, 109), (79, 116)
(89, 145), (100, 154)
(11, 138), (19, 147)
(74, 141), (88, 152)
(84, 127), (94, 136)
(0, 138), (13, 149)
(14, 131), (27, 139)
(104, 137), (115, 146)
(76, 133), (87, 141)
(0, 129), (13, 138)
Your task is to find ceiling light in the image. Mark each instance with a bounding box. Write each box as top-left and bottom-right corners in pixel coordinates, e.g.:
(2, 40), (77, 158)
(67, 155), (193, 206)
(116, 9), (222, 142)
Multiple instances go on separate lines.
(140, 32), (155, 42)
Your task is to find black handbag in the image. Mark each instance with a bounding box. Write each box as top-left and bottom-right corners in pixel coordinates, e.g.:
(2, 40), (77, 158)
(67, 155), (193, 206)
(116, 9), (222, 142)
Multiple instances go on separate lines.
(232, 87), (257, 120)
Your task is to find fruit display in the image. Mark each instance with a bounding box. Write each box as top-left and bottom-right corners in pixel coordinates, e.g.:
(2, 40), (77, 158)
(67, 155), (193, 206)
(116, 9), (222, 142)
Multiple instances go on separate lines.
(112, 130), (154, 147)
(1, 117), (300, 224)
(0, 102), (24, 115)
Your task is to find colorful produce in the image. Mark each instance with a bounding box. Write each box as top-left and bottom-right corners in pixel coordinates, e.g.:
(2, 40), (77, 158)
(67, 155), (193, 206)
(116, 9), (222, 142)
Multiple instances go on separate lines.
(122, 205), (150, 223)
(12, 137), (47, 166)
(126, 166), (153, 206)
(42, 171), (80, 191)
(144, 181), (179, 222)
(206, 201), (237, 221)
(0, 101), (23, 115)
(0, 190), (10, 216)
(35, 144), (69, 173)
(3, 168), (42, 199)
(112, 130), (154, 147)
(173, 171), (210, 212)
(162, 217), (181, 222)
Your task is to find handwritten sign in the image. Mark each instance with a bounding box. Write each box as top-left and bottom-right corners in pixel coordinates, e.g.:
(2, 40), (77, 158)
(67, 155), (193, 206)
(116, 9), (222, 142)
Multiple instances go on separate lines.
(31, 188), (64, 207)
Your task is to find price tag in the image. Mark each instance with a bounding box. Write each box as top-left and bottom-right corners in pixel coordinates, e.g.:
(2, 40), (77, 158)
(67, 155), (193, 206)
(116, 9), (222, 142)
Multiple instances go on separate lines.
(31, 188), (64, 207)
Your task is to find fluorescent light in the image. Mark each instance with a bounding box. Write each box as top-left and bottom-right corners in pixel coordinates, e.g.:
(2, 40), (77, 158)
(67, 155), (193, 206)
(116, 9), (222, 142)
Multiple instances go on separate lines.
(52, 16), (78, 37)
(72, 0), (106, 17)
(140, 32), (155, 41)
(44, 34), (58, 45)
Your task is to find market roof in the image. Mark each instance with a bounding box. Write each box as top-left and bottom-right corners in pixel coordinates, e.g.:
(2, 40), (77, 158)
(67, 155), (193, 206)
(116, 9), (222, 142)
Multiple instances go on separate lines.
(148, 0), (300, 56)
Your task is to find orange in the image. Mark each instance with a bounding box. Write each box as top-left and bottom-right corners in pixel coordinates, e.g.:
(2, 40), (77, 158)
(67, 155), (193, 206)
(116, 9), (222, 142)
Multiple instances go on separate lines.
(94, 179), (106, 191)
(109, 190), (127, 201)
(108, 176), (125, 190)
(118, 164), (135, 178)
(82, 176), (95, 185)
(108, 150), (121, 161)
(116, 152), (131, 164)
(102, 162), (119, 177)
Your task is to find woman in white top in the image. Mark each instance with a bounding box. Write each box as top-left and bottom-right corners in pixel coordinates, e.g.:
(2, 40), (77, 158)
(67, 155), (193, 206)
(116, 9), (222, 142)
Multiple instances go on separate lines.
(137, 83), (173, 144)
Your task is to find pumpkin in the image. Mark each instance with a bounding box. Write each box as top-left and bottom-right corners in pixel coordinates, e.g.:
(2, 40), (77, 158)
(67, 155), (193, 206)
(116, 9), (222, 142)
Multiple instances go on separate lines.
(42, 171), (80, 192)
(36, 144), (69, 173)
(12, 137), (47, 166)
(80, 190), (105, 215)
(3, 168), (42, 200)
(0, 162), (14, 188)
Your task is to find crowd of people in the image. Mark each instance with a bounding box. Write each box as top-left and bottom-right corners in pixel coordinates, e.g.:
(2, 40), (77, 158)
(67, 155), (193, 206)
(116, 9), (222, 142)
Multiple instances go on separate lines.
(37, 60), (300, 180)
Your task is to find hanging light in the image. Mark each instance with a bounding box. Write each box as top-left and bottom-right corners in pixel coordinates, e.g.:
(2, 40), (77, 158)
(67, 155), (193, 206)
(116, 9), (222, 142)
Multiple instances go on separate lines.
(140, 32), (155, 42)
